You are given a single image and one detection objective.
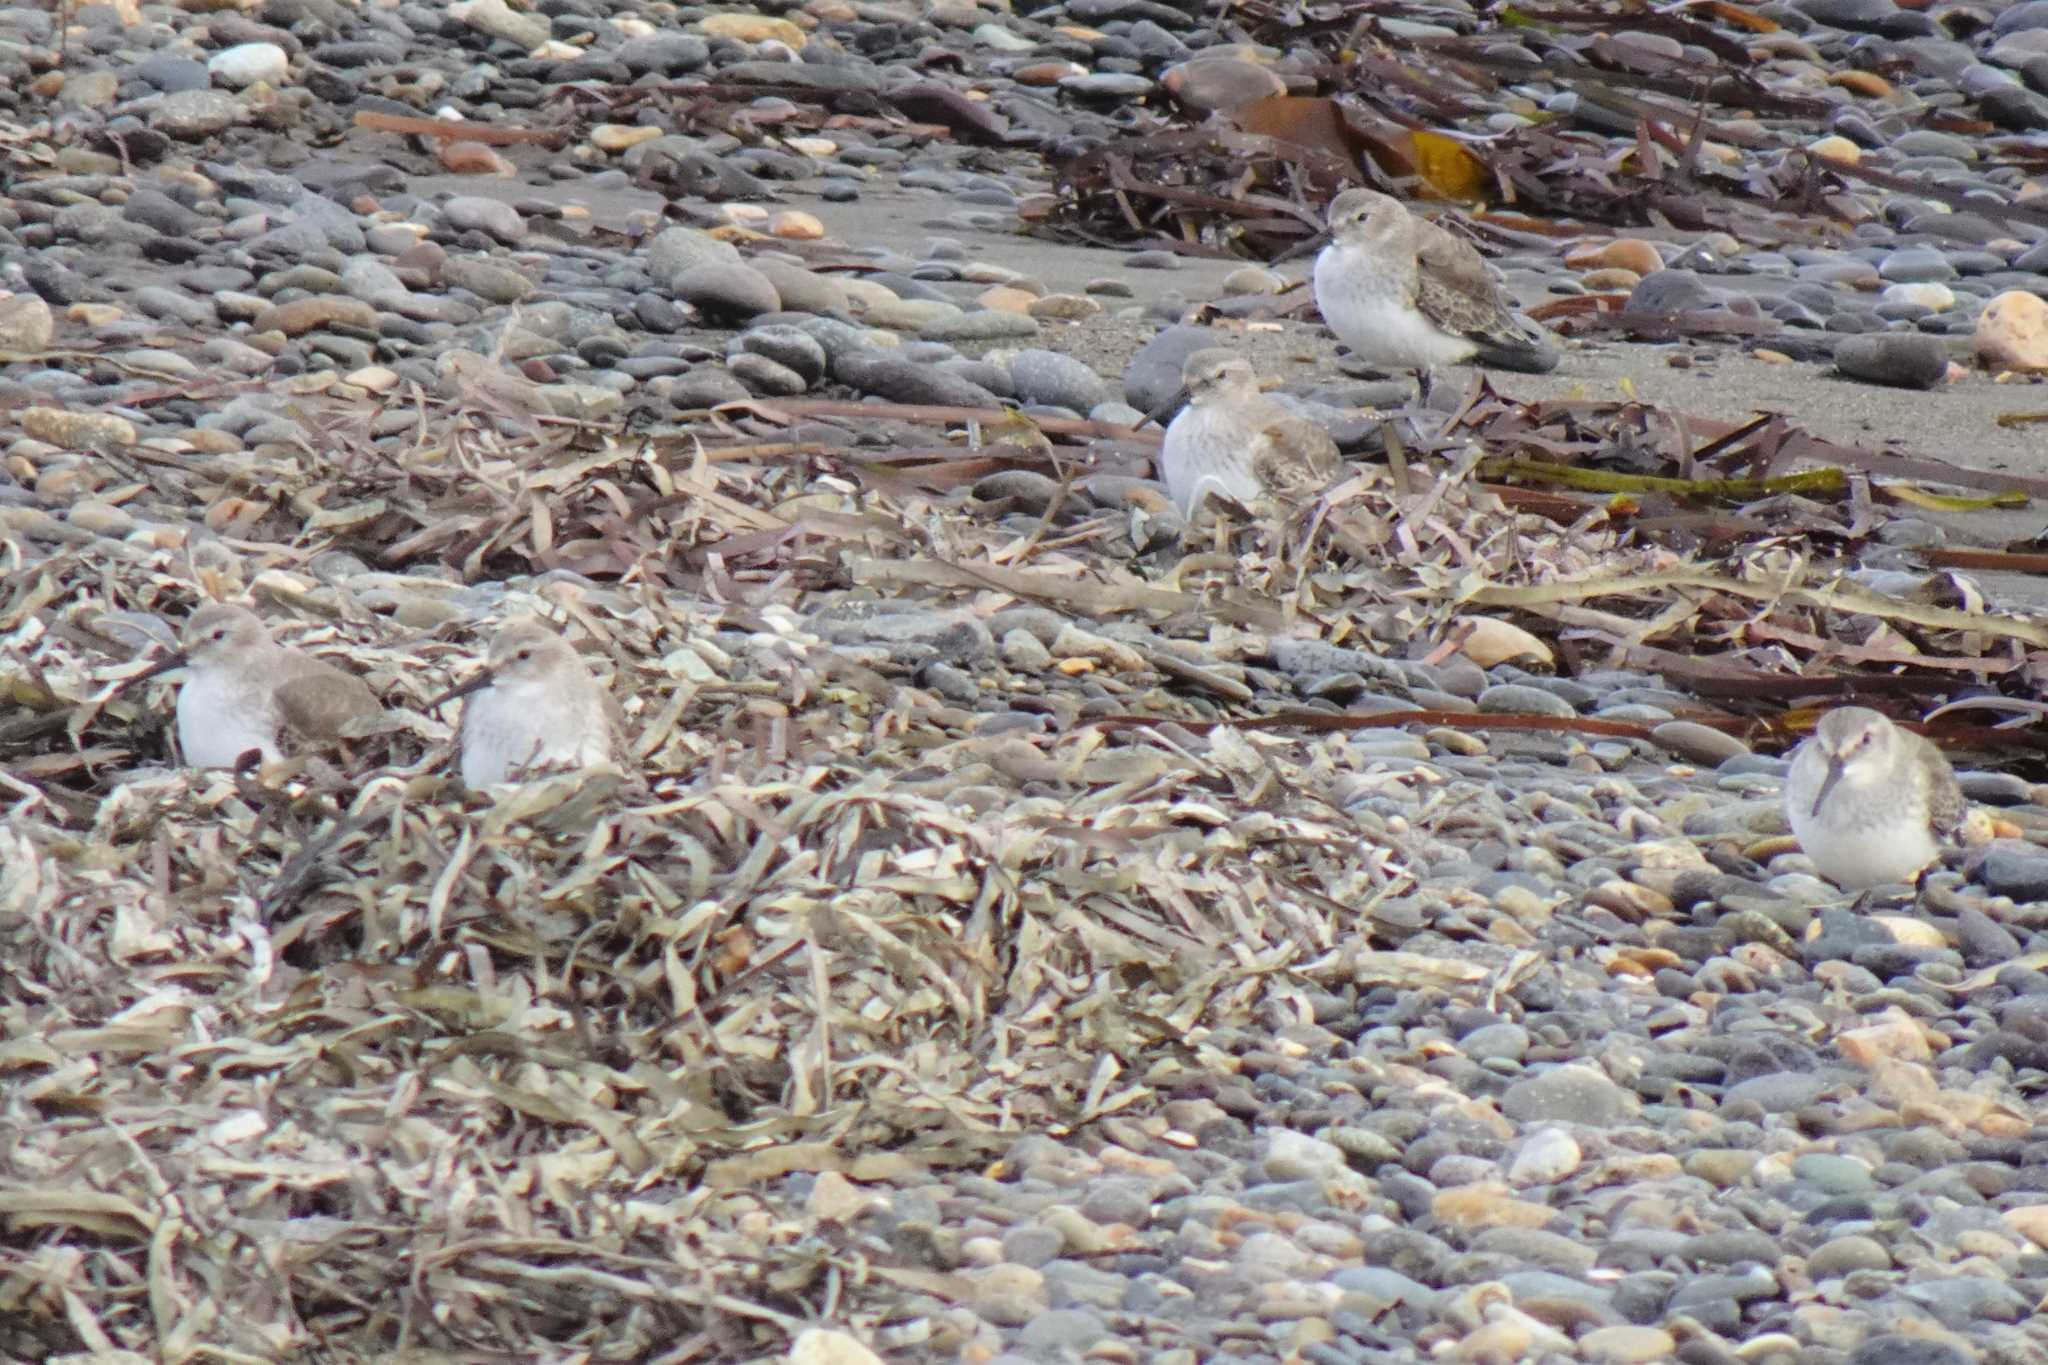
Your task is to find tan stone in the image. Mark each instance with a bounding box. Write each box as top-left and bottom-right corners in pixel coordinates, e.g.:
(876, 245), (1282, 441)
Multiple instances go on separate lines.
(1564, 237), (1662, 276)
(977, 285), (1038, 314)
(0, 294), (54, 351)
(1028, 293), (1102, 321)
(1976, 289), (2048, 372)
(2003, 1205), (2048, 1250)
(1430, 1184), (1552, 1229)
(1829, 69), (1895, 97)
(696, 13), (807, 46)
(1808, 134), (1860, 165)
(590, 124), (661, 153)
(1013, 61), (1086, 86)
(250, 297), (380, 337)
(1453, 615), (1553, 668)
(438, 140), (515, 175)
(1579, 1326), (1677, 1364)
(22, 407), (137, 450)
(768, 211), (825, 240)
(1838, 1008), (1933, 1068)
(787, 1328), (885, 1365)
(1579, 267), (1642, 291)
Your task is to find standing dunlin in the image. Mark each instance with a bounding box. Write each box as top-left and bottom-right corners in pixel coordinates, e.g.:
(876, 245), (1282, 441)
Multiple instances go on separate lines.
(1784, 706), (1965, 890)
(1312, 188), (1558, 379)
(1155, 348), (1342, 521)
(430, 621), (618, 787)
(134, 603), (382, 768)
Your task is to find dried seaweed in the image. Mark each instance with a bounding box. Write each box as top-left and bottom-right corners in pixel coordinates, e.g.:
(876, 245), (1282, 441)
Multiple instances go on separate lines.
(1038, 0), (2008, 253)
(7, 325), (2048, 1358)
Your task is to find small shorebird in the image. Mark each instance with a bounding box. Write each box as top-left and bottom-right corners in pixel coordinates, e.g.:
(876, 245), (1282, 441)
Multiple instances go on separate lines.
(1784, 707), (1965, 890)
(1155, 348), (1342, 521)
(429, 620), (618, 787)
(1312, 188), (1557, 380)
(134, 603), (382, 768)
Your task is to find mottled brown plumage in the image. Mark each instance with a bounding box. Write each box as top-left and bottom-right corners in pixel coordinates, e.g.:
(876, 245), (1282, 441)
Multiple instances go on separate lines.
(1158, 349), (1341, 520)
(1314, 189), (1556, 375)
(136, 603), (381, 768)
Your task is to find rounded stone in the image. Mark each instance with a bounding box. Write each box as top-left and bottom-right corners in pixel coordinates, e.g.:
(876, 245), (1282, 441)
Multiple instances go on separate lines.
(1580, 1326), (1678, 1364)
(1807, 1234), (1893, 1277)
(1878, 246), (1959, 283)
(0, 295), (55, 350)
(1882, 281), (1956, 310)
(1500, 1065), (1640, 1127)
(728, 351), (808, 396)
(968, 1263), (1046, 1327)
(208, 42), (290, 89)
(1833, 333), (1950, 388)
(1651, 720), (1749, 765)
(151, 89), (241, 139)
(1263, 1130), (1349, 1181)
(1976, 289), (2048, 371)
(439, 196), (525, 244)
(749, 259), (847, 316)
(1160, 56), (1286, 113)
(250, 297), (381, 337)
(674, 263), (782, 322)
(1004, 347), (1108, 411)
(1477, 684), (1578, 719)
(647, 227), (741, 280)
(1507, 1128), (1582, 1184)
(735, 326), (828, 384)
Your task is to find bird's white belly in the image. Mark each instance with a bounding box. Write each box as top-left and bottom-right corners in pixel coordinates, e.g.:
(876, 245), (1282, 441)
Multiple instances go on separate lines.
(460, 684), (608, 787)
(1788, 801), (1938, 890)
(1161, 407), (1261, 516)
(1314, 248), (1476, 369)
(177, 672), (280, 768)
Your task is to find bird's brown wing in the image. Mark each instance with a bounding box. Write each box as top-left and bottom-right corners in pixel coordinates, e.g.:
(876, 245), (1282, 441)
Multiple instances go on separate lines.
(1250, 417), (1341, 509)
(1411, 219), (1524, 346)
(275, 659), (382, 743)
(600, 687), (629, 761)
(1919, 738), (1969, 844)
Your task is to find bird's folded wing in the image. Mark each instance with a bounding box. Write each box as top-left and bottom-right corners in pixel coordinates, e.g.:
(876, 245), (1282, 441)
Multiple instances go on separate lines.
(1251, 418), (1341, 503)
(1926, 765), (1969, 843)
(1412, 224), (1522, 345)
(275, 664), (382, 742)
(601, 688), (629, 759)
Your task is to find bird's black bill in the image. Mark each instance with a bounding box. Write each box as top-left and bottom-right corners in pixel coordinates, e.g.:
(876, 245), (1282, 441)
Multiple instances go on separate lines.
(1810, 758), (1846, 819)
(130, 650), (190, 684)
(1143, 388), (1188, 430)
(1271, 229), (1332, 266)
(425, 670), (494, 712)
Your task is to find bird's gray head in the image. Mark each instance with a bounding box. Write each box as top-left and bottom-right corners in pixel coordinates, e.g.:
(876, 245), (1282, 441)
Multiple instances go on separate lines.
(1327, 188), (1405, 239)
(428, 621), (587, 713)
(1179, 348), (1260, 405)
(484, 622), (584, 688)
(178, 604), (272, 665)
(1807, 706), (1899, 816)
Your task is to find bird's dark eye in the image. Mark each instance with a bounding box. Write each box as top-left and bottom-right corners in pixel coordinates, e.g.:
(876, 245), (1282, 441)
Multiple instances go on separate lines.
(517, 648), (532, 660)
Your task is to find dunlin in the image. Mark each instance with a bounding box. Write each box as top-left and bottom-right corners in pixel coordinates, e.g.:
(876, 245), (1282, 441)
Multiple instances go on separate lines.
(430, 621), (618, 787)
(135, 603), (381, 769)
(1312, 188), (1558, 378)
(1784, 706), (1965, 890)
(1155, 348), (1341, 521)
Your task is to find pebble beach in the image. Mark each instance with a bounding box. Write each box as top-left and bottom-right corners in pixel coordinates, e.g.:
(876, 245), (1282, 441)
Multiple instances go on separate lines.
(7, 0), (2048, 1360)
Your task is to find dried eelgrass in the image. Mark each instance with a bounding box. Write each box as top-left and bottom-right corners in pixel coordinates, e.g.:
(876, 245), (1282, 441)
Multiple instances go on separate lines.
(2, 371), (2045, 1356)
